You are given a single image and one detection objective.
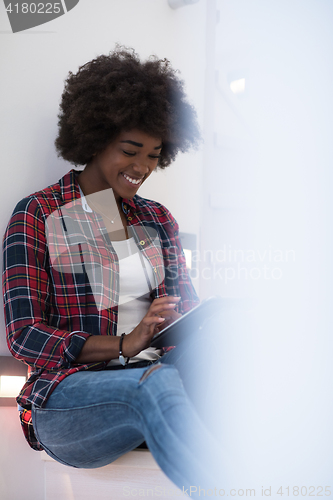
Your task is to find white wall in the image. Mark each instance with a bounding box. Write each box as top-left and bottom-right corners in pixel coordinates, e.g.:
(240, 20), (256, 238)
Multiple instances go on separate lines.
(0, 2), (207, 499)
(0, 0), (207, 355)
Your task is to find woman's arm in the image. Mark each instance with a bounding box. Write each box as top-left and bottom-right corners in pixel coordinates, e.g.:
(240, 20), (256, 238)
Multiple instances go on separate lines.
(3, 196), (91, 370)
(75, 296), (180, 363)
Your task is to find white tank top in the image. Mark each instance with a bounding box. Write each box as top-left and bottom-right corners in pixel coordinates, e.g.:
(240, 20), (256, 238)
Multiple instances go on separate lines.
(107, 237), (162, 365)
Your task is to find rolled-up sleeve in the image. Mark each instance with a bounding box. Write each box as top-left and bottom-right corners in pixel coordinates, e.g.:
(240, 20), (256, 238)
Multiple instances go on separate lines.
(3, 197), (90, 370)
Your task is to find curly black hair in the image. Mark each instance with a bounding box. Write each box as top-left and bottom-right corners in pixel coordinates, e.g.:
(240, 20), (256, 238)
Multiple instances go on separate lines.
(55, 47), (201, 168)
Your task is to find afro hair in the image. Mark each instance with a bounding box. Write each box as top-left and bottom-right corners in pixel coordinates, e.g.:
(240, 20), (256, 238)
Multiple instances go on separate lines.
(55, 46), (201, 169)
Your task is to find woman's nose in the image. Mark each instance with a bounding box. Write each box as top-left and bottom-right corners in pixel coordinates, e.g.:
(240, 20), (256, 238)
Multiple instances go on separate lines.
(132, 160), (149, 174)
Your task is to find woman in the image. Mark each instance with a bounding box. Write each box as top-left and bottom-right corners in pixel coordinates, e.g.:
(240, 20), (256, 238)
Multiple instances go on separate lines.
(3, 47), (222, 492)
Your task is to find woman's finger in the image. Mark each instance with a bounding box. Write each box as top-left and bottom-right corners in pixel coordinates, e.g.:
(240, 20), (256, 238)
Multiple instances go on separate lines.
(147, 297), (180, 315)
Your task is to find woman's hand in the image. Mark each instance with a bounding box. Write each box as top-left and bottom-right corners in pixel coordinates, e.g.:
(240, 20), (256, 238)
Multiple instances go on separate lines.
(75, 295), (182, 364)
(153, 308), (182, 334)
(122, 296), (181, 358)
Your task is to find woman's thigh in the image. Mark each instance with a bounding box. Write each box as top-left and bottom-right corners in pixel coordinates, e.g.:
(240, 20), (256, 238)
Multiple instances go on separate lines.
(32, 363), (189, 469)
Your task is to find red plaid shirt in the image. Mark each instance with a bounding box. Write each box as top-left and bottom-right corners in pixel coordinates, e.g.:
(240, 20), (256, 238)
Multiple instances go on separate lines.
(2, 170), (199, 450)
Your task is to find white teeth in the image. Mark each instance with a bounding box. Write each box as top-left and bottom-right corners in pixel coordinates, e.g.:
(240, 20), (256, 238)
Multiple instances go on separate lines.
(123, 173), (141, 185)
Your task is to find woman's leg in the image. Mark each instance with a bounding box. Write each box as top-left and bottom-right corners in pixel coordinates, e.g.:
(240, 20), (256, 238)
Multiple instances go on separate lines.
(32, 364), (222, 494)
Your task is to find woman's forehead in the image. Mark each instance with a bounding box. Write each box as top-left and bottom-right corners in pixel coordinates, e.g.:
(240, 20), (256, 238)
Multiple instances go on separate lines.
(116, 129), (163, 148)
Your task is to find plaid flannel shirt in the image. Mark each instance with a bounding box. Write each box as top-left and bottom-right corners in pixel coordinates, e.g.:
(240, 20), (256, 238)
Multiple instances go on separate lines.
(2, 170), (199, 450)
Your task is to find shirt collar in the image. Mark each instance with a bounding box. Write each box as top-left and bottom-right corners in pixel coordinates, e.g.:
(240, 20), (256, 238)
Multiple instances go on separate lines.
(78, 184), (93, 213)
(122, 197), (136, 214)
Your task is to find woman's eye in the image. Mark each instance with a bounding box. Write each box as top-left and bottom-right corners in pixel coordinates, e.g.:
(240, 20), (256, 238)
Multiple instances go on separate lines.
(122, 151), (160, 159)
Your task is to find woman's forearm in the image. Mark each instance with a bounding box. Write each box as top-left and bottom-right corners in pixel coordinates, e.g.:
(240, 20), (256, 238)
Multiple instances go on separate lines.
(75, 335), (121, 364)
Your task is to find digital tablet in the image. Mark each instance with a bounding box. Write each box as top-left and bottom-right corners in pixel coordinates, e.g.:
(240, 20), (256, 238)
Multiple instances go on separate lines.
(150, 296), (223, 348)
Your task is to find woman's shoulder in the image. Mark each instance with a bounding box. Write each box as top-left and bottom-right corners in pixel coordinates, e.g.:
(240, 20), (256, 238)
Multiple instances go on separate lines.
(10, 189), (60, 228)
(11, 170), (76, 219)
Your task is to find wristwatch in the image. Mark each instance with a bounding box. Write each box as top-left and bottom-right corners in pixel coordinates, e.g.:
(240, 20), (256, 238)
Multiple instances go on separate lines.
(119, 333), (128, 366)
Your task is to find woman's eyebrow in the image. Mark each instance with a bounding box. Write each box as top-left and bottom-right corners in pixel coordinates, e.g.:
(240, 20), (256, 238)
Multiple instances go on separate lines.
(121, 140), (143, 147)
(120, 140), (162, 150)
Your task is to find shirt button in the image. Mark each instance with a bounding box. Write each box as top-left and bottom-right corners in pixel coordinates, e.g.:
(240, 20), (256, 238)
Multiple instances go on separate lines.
(154, 267), (157, 273)
(139, 240), (145, 246)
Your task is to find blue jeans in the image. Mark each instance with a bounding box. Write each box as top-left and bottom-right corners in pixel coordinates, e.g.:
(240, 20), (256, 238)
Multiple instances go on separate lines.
(32, 318), (225, 494)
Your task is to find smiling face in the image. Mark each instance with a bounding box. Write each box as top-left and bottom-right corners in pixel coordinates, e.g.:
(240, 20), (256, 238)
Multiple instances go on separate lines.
(78, 129), (162, 201)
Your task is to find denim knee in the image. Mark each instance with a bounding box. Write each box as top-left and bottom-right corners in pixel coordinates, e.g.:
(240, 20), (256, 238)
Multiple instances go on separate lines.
(135, 363), (192, 430)
(138, 363), (185, 395)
